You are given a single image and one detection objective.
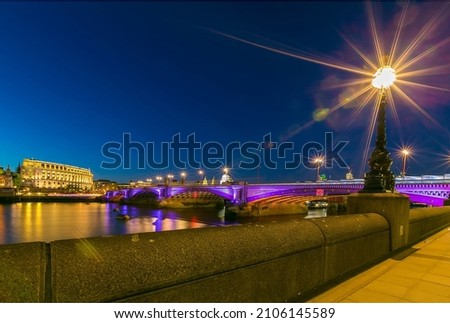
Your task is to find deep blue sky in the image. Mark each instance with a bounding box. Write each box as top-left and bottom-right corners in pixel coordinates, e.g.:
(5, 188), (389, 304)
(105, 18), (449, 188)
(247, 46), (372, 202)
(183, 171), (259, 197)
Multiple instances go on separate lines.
(1, 1), (449, 183)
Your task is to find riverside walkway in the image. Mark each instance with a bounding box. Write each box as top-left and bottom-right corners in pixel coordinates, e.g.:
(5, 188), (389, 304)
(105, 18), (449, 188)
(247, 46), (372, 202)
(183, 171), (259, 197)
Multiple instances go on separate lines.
(308, 226), (450, 303)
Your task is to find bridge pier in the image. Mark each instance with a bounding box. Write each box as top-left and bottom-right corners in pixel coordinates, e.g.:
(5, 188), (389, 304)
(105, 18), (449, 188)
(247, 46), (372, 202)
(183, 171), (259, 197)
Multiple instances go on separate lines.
(231, 185), (247, 204)
(347, 193), (410, 251)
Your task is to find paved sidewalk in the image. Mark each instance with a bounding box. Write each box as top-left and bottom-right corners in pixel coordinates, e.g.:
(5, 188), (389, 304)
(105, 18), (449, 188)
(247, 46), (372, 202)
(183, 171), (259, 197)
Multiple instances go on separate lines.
(308, 226), (450, 302)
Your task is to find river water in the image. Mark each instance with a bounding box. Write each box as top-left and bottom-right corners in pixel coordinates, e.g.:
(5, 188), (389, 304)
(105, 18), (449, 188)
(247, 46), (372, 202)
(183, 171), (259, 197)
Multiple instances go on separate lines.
(0, 202), (326, 245)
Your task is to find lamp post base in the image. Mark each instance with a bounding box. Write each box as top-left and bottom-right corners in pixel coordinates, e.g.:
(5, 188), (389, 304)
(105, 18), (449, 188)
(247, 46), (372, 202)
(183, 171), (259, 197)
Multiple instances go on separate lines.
(347, 192), (410, 251)
(359, 174), (386, 193)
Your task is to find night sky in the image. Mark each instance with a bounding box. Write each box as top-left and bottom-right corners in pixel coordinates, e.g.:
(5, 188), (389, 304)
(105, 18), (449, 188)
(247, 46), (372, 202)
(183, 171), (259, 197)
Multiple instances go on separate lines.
(1, 1), (449, 184)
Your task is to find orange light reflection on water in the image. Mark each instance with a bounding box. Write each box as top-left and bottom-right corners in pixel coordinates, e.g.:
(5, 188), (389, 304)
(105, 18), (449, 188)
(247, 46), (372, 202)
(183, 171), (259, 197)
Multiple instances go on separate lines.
(1, 203), (215, 245)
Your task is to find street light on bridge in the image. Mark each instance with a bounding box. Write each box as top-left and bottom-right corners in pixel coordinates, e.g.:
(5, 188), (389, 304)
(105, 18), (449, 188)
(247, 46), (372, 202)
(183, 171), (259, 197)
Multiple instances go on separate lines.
(312, 157), (324, 182)
(180, 171), (186, 185)
(198, 170), (204, 183)
(400, 148), (412, 178)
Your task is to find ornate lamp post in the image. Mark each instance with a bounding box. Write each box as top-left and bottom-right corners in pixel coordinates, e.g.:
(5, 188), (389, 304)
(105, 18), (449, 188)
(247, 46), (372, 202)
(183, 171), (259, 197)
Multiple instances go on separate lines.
(360, 65), (396, 192)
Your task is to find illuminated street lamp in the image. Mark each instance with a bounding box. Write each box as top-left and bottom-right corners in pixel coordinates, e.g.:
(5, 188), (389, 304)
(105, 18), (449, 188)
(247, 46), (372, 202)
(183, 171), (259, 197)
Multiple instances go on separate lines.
(180, 171), (186, 185)
(156, 176), (163, 184)
(400, 148), (411, 178)
(360, 61), (396, 192)
(371, 66), (396, 90)
(198, 170), (204, 182)
(313, 157), (324, 182)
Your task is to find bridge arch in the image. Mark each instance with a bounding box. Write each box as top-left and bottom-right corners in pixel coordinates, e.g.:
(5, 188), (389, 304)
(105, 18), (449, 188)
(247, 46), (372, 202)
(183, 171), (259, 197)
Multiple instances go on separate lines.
(129, 188), (160, 200)
(105, 187), (163, 202)
(167, 186), (235, 201)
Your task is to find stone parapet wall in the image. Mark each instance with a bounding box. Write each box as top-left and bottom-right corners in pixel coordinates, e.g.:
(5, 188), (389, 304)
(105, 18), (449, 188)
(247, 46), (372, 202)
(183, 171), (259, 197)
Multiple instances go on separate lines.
(1, 206), (449, 303)
(408, 206), (450, 244)
(0, 242), (47, 302)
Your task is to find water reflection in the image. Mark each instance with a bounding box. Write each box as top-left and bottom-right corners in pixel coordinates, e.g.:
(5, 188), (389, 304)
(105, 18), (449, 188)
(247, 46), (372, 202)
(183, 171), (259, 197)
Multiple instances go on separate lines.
(0, 202), (326, 245)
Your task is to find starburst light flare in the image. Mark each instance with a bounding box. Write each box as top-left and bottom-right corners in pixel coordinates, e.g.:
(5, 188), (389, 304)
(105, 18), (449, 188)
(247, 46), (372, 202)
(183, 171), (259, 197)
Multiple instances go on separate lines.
(372, 66), (396, 89)
(215, 1), (449, 178)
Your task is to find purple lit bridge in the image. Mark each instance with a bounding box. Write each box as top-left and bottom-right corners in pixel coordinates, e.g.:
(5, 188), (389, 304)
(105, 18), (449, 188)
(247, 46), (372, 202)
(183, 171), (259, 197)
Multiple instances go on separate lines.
(105, 177), (450, 207)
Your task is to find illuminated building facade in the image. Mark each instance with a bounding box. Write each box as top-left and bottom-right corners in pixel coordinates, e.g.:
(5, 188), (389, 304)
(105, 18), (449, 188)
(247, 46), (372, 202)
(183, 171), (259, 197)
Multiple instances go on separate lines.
(0, 166), (13, 188)
(220, 173), (233, 185)
(21, 158), (93, 191)
(93, 179), (118, 194)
